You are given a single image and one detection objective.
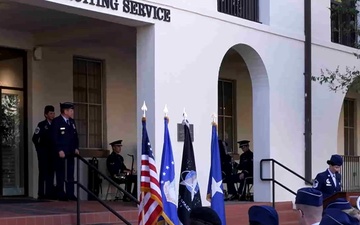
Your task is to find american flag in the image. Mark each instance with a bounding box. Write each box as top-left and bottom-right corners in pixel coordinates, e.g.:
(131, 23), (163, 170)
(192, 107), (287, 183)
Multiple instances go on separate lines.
(138, 118), (164, 225)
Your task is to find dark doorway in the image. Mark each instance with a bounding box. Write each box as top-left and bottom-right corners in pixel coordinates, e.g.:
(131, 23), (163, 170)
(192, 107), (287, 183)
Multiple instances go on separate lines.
(0, 47), (27, 197)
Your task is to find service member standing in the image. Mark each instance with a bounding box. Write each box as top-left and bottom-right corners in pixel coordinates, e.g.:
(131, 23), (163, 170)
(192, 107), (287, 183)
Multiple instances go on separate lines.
(32, 105), (56, 200)
(106, 140), (137, 200)
(313, 154), (343, 199)
(52, 102), (79, 201)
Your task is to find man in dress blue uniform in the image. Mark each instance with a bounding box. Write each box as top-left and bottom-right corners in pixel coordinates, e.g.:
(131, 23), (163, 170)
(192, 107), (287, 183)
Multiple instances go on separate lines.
(320, 208), (359, 225)
(52, 102), (79, 201)
(313, 154), (343, 199)
(32, 105), (56, 199)
(248, 205), (279, 225)
(225, 140), (253, 201)
(295, 187), (323, 225)
(106, 140), (137, 200)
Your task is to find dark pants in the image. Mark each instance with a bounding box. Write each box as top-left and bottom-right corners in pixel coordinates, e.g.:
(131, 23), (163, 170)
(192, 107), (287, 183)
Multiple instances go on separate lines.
(37, 150), (55, 198)
(226, 172), (250, 196)
(113, 174), (137, 198)
(56, 156), (75, 199)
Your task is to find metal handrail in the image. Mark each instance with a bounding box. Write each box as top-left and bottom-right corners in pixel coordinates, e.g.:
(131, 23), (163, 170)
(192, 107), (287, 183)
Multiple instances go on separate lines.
(260, 158), (313, 207)
(65, 154), (140, 225)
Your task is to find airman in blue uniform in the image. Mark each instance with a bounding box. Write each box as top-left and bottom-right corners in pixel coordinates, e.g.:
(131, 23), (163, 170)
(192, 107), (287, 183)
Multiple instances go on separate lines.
(313, 154), (343, 199)
(106, 140), (137, 200)
(225, 140), (253, 201)
(52, 102), (79, 201)
(320, 208), (359, 225)
(32, 105), (55, 199)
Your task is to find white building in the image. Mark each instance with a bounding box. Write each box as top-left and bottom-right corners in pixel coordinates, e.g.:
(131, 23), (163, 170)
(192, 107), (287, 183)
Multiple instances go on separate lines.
(0, 0), (359, 204)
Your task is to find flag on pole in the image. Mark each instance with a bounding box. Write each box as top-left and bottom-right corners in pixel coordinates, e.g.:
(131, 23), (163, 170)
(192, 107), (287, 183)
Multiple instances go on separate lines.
(158, 117), (179, 225)
(138, 117), (164, 225)
(178, 119), (202, 225)
(206, 122), (227, 225)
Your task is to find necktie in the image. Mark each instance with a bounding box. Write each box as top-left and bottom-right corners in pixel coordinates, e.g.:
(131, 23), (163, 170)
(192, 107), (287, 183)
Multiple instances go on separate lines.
(66, 120), (70, 126)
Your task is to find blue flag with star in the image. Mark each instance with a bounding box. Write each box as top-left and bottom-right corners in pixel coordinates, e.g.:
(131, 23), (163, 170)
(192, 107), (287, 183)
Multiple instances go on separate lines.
(158, 117), (179, 225)
(206, 123), (226, 225)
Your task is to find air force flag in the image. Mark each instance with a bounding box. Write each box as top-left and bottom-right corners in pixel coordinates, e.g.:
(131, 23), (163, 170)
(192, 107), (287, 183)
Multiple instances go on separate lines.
(159, 117), (179, 225)
(206, 122), (227, 225)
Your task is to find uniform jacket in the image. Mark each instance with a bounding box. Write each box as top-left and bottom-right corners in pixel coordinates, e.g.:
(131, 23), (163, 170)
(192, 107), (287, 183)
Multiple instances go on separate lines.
(32, 120), (53, 152)
(51, 115), (79, 154)
(313, 170), (341, 199)
(106, 152), (129, 176)
(238, 150), (254, 176)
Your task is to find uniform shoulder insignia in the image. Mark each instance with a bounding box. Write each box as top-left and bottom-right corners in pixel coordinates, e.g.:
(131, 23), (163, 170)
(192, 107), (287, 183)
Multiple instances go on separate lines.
(35, 127), (40, 134)
(313, 179), (319, 188)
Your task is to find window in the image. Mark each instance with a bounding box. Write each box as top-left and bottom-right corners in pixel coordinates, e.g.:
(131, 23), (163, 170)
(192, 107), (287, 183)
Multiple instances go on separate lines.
(331, 0), (357, 47)
(73, 57), (104, 149)
(344, 98), (356, 156)
(218, 79), (236, 153)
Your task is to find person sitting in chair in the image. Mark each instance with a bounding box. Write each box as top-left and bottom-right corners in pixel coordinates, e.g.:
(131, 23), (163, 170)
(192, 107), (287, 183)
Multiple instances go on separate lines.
(225, 140), (253, 201)
(106, 140), (137, 201)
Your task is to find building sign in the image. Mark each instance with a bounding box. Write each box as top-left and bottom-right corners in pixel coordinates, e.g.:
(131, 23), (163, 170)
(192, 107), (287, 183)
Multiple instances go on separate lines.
(70, 0), (171, 22)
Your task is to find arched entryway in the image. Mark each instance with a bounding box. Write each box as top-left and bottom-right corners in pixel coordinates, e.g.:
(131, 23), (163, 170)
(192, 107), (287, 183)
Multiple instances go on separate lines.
(218, 44), (270, 202)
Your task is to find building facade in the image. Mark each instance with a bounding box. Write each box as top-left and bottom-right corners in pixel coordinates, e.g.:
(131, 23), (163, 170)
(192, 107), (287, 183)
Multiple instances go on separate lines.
(0, 0), (359, 203)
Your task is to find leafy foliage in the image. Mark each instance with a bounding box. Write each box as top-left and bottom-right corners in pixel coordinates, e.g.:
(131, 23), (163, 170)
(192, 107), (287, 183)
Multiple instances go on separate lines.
(312, 0), (360, 92)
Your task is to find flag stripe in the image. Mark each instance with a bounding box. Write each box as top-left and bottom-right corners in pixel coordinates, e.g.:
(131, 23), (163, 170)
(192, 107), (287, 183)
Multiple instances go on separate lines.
(138, 119), (164, 225)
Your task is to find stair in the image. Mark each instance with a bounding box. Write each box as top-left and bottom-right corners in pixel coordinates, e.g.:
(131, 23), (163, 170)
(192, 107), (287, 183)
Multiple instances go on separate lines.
(0, 200), (298, 225)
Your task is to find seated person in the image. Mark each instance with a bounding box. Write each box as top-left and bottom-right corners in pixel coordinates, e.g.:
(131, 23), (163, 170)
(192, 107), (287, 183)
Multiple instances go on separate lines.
(326, 198), (360, 221)
(225, 140), (253, 201)
(218, 139), (232, 181)
(106, 139), (137, 200)
(248, 205), (279, 225)
(321, 208), (359, 225)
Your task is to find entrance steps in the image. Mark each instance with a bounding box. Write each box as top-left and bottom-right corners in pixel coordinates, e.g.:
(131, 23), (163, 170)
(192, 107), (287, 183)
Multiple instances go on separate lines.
(0, 200), (298, 225)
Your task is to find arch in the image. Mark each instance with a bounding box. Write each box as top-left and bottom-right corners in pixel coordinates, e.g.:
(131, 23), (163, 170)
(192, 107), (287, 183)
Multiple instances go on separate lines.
(217, 43), (271, 202)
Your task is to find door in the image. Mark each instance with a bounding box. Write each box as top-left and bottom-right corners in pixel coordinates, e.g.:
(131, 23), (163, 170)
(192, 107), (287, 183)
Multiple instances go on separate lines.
(0, 47), (27, 197)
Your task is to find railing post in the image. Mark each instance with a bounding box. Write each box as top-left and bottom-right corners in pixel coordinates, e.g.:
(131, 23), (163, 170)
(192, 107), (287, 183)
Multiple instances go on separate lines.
(272, 160), (275, 208)
(77, 156), (80, 225)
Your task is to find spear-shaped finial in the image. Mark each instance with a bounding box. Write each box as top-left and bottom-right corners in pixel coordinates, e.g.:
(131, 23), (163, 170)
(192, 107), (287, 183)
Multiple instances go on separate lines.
(141, 101), (147, 118)
(183, 108), (187, 120)
(164, 104), (168, 117)
(212, 113), (217, 123)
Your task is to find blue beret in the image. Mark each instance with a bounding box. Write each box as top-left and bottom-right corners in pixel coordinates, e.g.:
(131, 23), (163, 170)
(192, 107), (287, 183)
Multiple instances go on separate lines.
(190, 207), (221, 225)
(295, 187), (323, 207)
(327, 154), (343, 166)
(248, 205), (279, 225)
(60, 102), (74, 110)
(320, 208), (359, 225)
(327, 198), (352, 210)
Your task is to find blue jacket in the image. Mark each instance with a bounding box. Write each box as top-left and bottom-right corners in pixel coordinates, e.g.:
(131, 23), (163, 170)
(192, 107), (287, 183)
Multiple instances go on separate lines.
(51, 115), (79, 154)
(313, 169), (341, 199)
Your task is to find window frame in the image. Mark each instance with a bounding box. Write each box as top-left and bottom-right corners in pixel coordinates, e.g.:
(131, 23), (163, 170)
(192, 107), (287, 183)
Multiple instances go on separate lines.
(344, 98), (357, 156)
(218, 78), (237, 154)
(73, 56), (105, 150)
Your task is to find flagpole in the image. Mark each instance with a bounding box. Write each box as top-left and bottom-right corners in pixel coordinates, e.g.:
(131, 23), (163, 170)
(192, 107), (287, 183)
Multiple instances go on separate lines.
(164, 104), (168, 225)
(141, 101), (147, 225)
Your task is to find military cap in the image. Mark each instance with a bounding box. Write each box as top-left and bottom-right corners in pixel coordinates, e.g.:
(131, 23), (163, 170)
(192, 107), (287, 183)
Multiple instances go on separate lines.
(327, 198), (353, 211)
(237, 140), (250, 147)
(190, 207), (221, 225)
(110, 140), (123, 146)
(320, 208), (359, 225)
(60, 102), (74, 110)
(327, 154), (343, 166)
(295, 187), (323, 207)
(248, 205), (279, 225)
(44, 105), (54, 114)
